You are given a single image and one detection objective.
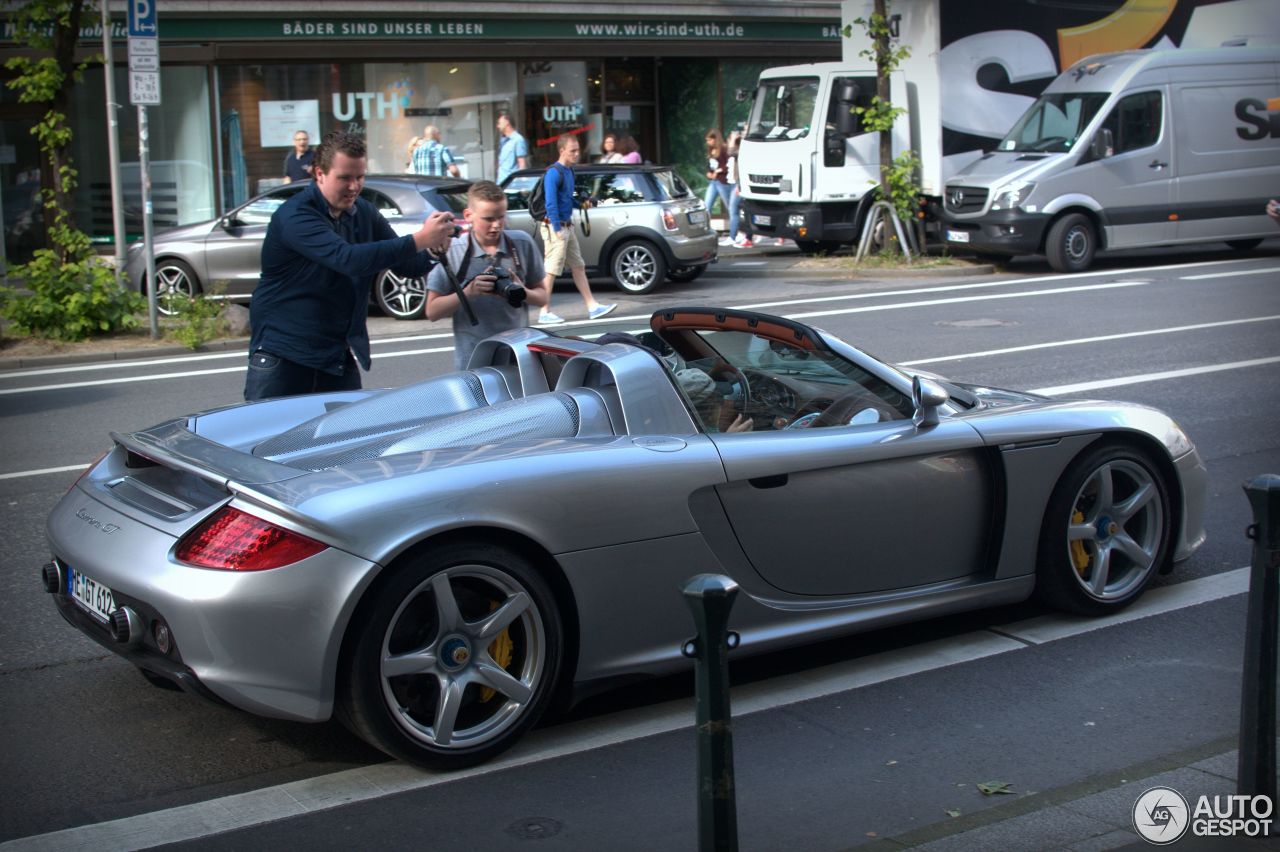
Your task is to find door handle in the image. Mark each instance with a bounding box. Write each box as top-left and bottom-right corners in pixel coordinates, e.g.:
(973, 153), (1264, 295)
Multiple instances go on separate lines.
(748, 474), (788, 489)
(1148, 160), (1168, 170)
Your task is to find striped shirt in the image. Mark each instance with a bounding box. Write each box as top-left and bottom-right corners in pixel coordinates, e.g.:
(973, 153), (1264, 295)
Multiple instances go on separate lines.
(412, 140), (457, 176)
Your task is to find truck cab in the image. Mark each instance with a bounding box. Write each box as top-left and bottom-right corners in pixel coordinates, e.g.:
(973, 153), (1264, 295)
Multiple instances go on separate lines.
(738, 62), (911, 252)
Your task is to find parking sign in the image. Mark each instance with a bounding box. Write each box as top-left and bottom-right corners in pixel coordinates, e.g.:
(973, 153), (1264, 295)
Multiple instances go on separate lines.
(127, 0), (157, 37)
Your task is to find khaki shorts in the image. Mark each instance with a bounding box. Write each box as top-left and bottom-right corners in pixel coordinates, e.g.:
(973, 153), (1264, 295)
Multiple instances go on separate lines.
(539, 221), (585, 276)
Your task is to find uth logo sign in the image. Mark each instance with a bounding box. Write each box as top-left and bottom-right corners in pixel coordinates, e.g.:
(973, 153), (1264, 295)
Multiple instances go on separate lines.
(1236, 96), (1280, 140)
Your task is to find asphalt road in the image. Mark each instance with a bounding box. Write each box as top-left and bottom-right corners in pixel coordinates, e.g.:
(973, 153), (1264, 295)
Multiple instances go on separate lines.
(0, 243), (1277, 849)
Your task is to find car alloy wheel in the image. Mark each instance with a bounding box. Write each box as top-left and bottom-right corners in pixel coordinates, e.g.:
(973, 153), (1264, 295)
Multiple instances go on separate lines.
(152, 259), (200, 316)
(1036, 444), (1169, 614)
(611, 239), (668, 295)
(341, 542), (562, 769)
(375, 269), (427, 320)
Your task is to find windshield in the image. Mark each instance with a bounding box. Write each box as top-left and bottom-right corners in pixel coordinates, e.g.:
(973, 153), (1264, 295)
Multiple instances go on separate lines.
(997, 93), (1109, 153)
(747, 77), (819, 141)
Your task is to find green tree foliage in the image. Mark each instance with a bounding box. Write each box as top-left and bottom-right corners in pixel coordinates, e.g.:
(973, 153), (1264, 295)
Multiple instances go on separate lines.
(845, 0), (915, 201)
(2, 0), (142, 340)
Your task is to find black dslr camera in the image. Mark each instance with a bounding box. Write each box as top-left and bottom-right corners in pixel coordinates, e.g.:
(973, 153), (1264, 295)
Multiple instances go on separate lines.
(488, 266), (526, 307)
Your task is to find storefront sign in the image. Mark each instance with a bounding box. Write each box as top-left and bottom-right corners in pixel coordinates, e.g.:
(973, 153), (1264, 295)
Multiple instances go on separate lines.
(20, 16), (839, 44)
(260, 100), (320, 147)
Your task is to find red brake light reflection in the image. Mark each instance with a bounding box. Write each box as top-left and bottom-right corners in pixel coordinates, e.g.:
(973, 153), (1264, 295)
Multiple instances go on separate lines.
(176, 507), (327, 570)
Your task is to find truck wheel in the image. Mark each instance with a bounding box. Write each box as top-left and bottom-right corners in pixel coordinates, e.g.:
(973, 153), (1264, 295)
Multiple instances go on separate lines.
(1045, 213), (1096, 273)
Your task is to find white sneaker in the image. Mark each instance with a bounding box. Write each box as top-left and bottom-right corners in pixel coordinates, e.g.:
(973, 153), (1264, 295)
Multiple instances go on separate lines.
(717, 236), (734, 247)
(537, 311), (565, 325)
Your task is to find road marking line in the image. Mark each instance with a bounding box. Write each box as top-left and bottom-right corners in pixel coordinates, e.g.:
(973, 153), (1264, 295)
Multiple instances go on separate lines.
(787, 280), (1150, 321)
(1181, 266), (1280, 280)
(0, 464), (88, 481)
(901, 315), (1280, 367)
(1, 568), (1246, 851)
(1029, 356), (1280, 396)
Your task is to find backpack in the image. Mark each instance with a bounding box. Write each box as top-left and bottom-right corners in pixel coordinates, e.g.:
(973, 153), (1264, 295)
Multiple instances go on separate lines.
(528, 162), (572, 223)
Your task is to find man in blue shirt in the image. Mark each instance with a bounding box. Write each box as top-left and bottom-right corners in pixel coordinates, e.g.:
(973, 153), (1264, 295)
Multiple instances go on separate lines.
(496, 112), (528, 184)
(246, 131), (456, 400)
(411, 125), (461, 177)
(536, 134), (615, 324)
(282, 129), (314, 183)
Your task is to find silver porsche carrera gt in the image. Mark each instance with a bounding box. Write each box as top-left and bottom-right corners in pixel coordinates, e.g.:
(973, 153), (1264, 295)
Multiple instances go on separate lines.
(42, 307), (1207, 769)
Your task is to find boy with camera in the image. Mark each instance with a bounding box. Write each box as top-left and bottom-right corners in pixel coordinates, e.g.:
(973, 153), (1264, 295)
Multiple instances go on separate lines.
(427, 180), (548, 370)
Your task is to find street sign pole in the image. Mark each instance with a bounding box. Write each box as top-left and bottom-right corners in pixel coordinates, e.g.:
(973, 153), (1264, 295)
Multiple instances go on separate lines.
(128, 0), (160, 337)
(101, 0), (126, 290)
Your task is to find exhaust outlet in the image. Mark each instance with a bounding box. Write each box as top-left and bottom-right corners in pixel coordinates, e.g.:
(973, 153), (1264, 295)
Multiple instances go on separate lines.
(41, 562), (64, 594)
(110, 606), (143, 646)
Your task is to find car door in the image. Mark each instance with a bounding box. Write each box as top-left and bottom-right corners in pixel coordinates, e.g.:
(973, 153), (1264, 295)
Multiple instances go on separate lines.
(502, 173), (542, 242)
(1087, 88), (1174, 249)
(709, 418), (994, 596)
(202, 185), (307, 298)
(573, 170), (607, 269)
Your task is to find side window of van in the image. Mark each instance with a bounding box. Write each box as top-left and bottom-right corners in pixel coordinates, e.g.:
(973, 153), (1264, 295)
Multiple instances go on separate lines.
(1100, 91), (1162, 155)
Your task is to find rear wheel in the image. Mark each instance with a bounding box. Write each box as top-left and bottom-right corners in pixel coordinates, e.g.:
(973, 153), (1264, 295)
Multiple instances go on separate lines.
(611, 240), (667, 295)
(666, 265), (706, 284)
(1225, 238), (1263, 252)
(374, 269), (427, 320)
(1045, 213), (1096, 273)
(1035, 443), (1170, 615)
(150, 259), (201, 316)
(340, 542), (563, 769)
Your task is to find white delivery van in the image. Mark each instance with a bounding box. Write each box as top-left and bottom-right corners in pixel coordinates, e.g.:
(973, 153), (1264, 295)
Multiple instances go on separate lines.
(942, 46), (1280, 271)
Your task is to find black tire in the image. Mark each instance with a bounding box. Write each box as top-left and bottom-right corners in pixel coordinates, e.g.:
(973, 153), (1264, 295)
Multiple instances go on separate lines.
(340, 541), (563, 769)
(1035, 443), (1171, 616)
(611, 239), (668, 295)
(1044, 213), (1097, 273)
(666, 265), (706, 284)
(150, 259), (201, 317)
(1225, 238), (1263, 252)
(374, 269), (427, 320)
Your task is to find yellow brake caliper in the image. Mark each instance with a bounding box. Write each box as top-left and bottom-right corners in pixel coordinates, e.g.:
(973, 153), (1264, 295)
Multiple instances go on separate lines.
(1070, 510), (1090, 575)
(482, 601), (514, 703)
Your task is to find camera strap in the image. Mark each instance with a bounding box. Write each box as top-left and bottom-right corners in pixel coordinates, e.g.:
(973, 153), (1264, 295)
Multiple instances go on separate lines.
(458, 232), (525, 283)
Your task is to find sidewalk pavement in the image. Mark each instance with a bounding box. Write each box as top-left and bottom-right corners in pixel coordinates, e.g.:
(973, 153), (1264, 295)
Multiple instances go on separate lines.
(0, 245), (994, 372)
(868, 741), (1277, 850)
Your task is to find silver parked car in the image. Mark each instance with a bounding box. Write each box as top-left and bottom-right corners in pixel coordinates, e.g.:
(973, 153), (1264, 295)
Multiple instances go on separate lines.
(42, 307), (1206, 769)
(501, 164), (718, 295)
(125, 175), (471, 320)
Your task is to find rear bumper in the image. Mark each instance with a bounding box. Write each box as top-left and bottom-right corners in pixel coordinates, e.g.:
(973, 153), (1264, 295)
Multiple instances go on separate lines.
(942, 211), (1050, 256)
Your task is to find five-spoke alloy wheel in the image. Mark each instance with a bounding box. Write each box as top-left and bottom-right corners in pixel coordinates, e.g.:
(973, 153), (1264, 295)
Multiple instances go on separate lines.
(374, 269), (428, 320)
(341, 542), (563, 769)
(151, 259), (201, 316)
(1036, 444), (1170, 614)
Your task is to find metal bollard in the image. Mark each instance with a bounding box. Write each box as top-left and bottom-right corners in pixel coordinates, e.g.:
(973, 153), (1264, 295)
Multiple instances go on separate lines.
(682, 574), (742, 852)
(1237, 474), (1280, 805)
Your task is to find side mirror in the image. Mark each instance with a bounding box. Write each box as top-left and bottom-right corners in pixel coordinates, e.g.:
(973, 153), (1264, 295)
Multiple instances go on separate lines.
(1089, 127), (1114, 161)
(911, 375), (949, 428)
(839, 82), (859, 103)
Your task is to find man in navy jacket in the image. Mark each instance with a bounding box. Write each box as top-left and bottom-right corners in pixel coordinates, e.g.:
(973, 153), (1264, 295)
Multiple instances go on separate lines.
(245, 131), (456, 400)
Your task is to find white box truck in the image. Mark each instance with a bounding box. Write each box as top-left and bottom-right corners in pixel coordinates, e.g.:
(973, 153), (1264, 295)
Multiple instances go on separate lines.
(737, 0), (1279, 259)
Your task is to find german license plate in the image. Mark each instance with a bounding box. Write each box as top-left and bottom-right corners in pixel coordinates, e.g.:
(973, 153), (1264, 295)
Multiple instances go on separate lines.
(946, 229), (970, 243)
(68, 566), (115, 623)
(752, 214), (772, 227)
(688, 209), (707, 225)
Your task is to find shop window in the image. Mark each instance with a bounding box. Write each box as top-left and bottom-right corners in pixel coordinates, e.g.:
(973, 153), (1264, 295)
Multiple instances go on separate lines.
(523, 60), (591, 168)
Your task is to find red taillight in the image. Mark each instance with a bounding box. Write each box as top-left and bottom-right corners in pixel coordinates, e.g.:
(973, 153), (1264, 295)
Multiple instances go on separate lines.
(175, 507), (327, 571)
(662, 210), (678, 231)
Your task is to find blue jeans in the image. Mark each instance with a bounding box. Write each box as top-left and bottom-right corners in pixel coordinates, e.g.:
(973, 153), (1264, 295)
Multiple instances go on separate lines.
(243, 350), (362, 401)
(703, 180), (733, 223)
(728, 185), (752, 240)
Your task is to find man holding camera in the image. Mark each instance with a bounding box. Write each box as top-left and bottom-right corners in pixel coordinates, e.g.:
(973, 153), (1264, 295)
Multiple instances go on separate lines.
(427, 180), (548, 370)
(246, 131), (456, 401)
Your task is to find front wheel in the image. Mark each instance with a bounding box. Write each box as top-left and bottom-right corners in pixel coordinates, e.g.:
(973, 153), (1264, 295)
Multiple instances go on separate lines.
(1035, 444), (1170, 615)
(1044, 213), (1097, 273)
(611, 240), (667, 294)
(150, 259), (201, 316)
(340, 542), (563, 769)
(374, 269), (427, 320)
